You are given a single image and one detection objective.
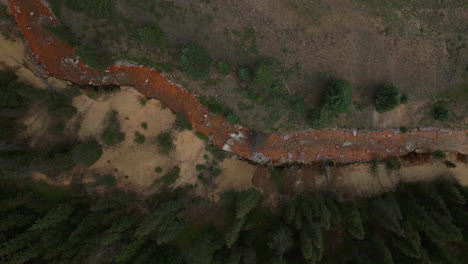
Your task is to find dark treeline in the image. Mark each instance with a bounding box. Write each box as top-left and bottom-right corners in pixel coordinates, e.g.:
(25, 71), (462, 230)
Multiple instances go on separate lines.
(1, 176), (467, 264)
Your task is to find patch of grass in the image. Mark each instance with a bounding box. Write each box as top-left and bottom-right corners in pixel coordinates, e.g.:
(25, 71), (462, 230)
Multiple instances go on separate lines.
(199, 96), (239, 124)
(156, 131), (174, 154)
(385, 157), (401, 171)
(161, 166), (180, 185)
(134, 131), (146, 144)
(180, 44), (212, 79)
(175, 112), (192, 131)
(46, 92), (77, 120)
(155, 166), (163, 173)
(64, 0), (115, 19)
(101, 110), (125, 146)
(216, 59), (232, 75)
(76, 45), (114, 71)
(141, 122), (148, 130)
(137, 24), (165, 48)
(43, 25), (79, 46)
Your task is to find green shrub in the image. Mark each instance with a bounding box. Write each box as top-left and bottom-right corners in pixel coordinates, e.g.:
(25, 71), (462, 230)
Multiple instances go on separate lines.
(237, 66), (251, 81)
(72, 140), (103, 166)
(43, 25), (79, 46)
(444, 160), (456, 168)
(141, 122), (148, 130)
(156, 131), (174, 154)
(322, 79), (353, 113)
(76, 46), (114, 71)
(137, 24), (164, 47)
(375, 86), (401, 113)
(433, 150), (446, 159)
(199, 96), (239, 124)
(155, 166), (162, 173)
(175, 112), (192, 131)
(217, 59), (232, 75)
(134, 132), (146, 144)
(399, 127), (408, 133)
(161, 166), (180, 185)
(102, 110), (125, 146)
(386, 157), (401, 171)
(433, 102), (451, 121)
(307, 108), (333, 129)
(180, 44), (212, 79)
(253, 61), (277, 90)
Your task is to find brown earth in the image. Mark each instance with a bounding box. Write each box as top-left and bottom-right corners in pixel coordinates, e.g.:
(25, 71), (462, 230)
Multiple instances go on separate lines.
(6, 0), (468, 166)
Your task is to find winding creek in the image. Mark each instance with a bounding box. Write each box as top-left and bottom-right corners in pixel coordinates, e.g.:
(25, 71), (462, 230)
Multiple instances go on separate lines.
(7, 0), (467, 165)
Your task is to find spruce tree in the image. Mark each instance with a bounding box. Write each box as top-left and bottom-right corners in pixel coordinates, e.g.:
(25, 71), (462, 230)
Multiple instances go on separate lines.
(115, 238), (146, 263)
(101, 216), (135, 246)
(235, 188), (261, 219)
(29, 204), (73, 230)
(343, 202), (365, 240)
(268, 226), (293, 260)
(391, 221), (421, 259)
(225, 217), (246, 248)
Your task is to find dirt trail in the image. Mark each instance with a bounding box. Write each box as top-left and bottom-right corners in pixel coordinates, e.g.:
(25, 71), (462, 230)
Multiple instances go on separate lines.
(7, 0), (468, 165)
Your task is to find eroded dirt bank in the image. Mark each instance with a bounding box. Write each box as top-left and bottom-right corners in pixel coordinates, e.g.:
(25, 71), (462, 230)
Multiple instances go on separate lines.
(7, 0), (467, 165)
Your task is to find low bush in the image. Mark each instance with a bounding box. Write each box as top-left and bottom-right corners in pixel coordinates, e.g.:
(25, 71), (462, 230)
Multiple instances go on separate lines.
(64, 0), (115, 18)
(375, 85), (401, 113)
(156, 131), (174, 154)
(141, 122), (148, 130)
(161, 166), (180, 185)
(155, 166), (162, 173)
(216, 59), (232, 75)
(307, 108), (333, 129)
(385, 157), (401, 171)
(237, 66), (252, 81)
(134, 132), (146, 144)
(322, 79), (352, 113)
(46, 92), (77, 119)
(433, 102), (451, 121)
(72, 139), (103, 166)
(444, 160), (456, 168)
(180, 44), (212, 79)
(400, 94), (408, 104)
(101, 110), (125, 146)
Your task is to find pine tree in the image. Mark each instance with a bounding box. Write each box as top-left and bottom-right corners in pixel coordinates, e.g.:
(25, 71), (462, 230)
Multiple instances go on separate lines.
(436, 179), (466, 205)
(307, 222), (323, 261)
(343, 202), (365, 240)
(236, 188), (261, 219)
(325, 196), (342, 227)
(319, 198), (331, 230)
(294, 209), (303, 230)
(268, 226), (293, 260)
(391, 221), (421, 259)
(0, 212), (36, 232)
(225, 217), (246, 248)
(8, 246), (39, 264)
(29, 204), (73, 230)
(68, 214), (101, 242)
(370, 194), (404, 236)
(369, 234), (393, 264)
(101, 216), (135, 246)
(284, 199), (297, 224)
(115, 238), (146, 263)
(300, 232), (316, 262)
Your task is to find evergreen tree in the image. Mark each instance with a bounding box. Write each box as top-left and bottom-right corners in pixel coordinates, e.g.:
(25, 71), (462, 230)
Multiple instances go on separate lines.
(114, 238), (146, 263)
(343, 202), (365, 240)
(101, 216), (135, 246)
(369, 234), (393, 264)
(391, 221), (421, 259)
(370, 194), (404, 236)
(436, 179), (466, 205)
(235, 188), (261, 219)
(0, 212), (36, 232)
(300, 232), (316, 262)
(29, 204), (73, 230)
(268, 226), (293, 260)
(325, 195), (342, 227)
(284, 199), (297, 224)
(319, 198), (331, 230)
(225, 217), (246, 248)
